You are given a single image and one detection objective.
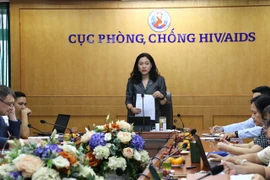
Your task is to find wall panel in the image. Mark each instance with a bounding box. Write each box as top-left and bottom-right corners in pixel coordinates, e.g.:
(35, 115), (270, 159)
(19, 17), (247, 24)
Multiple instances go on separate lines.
(9, 0), (269, 134)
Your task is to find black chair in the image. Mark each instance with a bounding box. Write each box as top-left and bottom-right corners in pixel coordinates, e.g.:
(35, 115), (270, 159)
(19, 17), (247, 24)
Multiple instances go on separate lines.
(160, 91), (173, 129)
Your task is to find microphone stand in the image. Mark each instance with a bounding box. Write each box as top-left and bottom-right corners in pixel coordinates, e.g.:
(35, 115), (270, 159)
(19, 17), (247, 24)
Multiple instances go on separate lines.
(141, 93), (145, 131)
(40, 120), (72, 134)
(177, 114), (185, 131)
(158, 146), (182, 169)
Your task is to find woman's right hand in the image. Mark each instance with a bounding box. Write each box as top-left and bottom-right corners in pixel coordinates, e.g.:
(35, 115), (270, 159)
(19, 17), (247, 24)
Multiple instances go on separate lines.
(222, 161), (238, 175)
(220, 138), (233, 146)
(252, 174), (266, 180)
(207, 153), (223, 161)
(131, 107), (141, 114)
(210, 125), (222, 133)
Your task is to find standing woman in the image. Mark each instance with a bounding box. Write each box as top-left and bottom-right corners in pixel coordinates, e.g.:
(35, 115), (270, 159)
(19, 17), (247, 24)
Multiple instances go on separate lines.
(125, 52), (167, 123)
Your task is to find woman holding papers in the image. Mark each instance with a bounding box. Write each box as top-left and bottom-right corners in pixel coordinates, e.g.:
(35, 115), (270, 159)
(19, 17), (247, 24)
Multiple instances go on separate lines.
(125, 52), (167, 122)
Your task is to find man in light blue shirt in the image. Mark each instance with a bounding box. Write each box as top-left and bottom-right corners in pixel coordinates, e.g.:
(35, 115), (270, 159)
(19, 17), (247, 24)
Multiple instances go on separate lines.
(211, 86), (270, 139)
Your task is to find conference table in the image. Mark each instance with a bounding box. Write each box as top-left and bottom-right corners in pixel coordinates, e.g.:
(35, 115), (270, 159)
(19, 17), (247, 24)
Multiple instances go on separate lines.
(138, 130), (230, 180)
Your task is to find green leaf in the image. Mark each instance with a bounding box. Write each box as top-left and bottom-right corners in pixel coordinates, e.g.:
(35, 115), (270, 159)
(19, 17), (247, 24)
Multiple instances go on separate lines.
(47, 158), (53, 168)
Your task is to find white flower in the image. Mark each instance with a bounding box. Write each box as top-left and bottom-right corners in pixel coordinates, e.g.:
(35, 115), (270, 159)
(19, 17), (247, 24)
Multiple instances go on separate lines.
(0, 164), (16, 177)
(19, 138), (25, 146)
(117, 131), (132, 144)
(104, 133), (112, 141)
(122, 147), (134, 159)
(108, 156), (127, 171)
(80, 130), (95, 143)
(93, 145), (110, 160)
(139, 150), (150, 165)
(32, 167), (61, 180)
(52, 156), (70, 169)
(78, 165), (96, 178)
(96, 125), (105, 131)
(116, 120), (131, 131)
(60, 144), (78, 157)
(133, 150), (141, 161)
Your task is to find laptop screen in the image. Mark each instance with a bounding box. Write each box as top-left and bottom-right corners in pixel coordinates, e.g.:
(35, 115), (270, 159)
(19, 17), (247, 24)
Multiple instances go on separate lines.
(193, 134), (211, 170)
(52, 114), (71, 133)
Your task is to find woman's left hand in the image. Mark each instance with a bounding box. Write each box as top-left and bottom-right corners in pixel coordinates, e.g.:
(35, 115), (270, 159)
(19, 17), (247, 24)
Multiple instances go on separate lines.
(152, 91), (164, 99)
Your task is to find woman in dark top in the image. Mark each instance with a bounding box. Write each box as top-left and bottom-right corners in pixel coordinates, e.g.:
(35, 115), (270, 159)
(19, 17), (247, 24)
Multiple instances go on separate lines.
(125, 52), (167, 122)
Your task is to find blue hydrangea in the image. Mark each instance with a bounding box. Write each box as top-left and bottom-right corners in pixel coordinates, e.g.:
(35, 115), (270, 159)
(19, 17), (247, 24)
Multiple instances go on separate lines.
(34, 144), (62, 158)
(130, 135), (145, 151)
(9, 171), (23, 180)
(89, 132), (106, 149)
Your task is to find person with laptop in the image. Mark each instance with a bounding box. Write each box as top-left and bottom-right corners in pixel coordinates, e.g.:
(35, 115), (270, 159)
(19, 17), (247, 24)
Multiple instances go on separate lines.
(125, 52), (167, 125)
(210, 86), (270, 139)
(215, 95), (270, 155)
(0, 85), (21, 149)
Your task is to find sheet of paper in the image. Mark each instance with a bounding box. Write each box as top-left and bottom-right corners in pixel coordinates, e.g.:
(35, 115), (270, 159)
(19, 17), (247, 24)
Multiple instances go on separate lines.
(135, 94), (155, 120)
(230, 174), (254, 180)
(200, 137), (219, 140)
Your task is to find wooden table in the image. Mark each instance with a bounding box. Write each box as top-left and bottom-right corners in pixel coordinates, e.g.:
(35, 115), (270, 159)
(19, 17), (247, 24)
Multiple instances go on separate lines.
(138, 130), (230, 180)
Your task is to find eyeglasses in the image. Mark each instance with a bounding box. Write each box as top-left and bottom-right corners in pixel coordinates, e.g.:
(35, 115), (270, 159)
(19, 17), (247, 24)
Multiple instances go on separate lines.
(0, 99), (14, 108)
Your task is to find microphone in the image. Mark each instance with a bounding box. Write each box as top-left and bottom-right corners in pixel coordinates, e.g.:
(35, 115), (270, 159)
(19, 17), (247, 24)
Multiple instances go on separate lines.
(181, 129), (197, 139)
(40, 120), (72, 134)
(177, 113), (184, 130)
(28, 124), (45, 134)
(158, 146), (182, 169)
(196, 165), (224, 180)
(168, 141), (187, 155)
(190, 129), (197, 136)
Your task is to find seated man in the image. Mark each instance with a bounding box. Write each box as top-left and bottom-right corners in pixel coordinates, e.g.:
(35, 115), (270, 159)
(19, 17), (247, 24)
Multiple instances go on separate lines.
(0, 85), (21, 148)
(211, 86), (270, 139)
(14, 91), (32, 139)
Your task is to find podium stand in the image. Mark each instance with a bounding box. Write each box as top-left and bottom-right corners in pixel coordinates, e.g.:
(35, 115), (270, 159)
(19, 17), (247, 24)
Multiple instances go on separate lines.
(138, 131), (175, 158)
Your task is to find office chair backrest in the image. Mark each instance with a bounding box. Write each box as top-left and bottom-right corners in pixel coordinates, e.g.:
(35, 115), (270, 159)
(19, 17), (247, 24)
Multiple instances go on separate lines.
(160, 91), (173, 129)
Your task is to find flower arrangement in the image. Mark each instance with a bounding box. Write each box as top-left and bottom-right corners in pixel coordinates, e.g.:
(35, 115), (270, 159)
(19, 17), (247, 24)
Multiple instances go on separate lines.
(0, 130), (104, 180)
(79, 115), (150, 179)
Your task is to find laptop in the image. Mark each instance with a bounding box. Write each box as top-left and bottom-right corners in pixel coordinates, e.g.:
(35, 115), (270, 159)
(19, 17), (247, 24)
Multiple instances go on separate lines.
(128, 116), (152, 132)
(36, 114), (71, 136)
(193, 133), (221, 170)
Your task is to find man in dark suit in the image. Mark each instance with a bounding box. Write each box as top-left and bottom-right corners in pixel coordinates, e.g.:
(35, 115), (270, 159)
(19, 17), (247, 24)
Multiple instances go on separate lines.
(0, 85), (21, 148)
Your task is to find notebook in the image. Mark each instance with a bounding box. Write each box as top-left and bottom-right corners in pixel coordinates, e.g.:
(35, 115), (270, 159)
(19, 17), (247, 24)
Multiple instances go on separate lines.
(193, 133), (221, 170)
(36, 114), (71, 136)
(128, 116), (152, 132)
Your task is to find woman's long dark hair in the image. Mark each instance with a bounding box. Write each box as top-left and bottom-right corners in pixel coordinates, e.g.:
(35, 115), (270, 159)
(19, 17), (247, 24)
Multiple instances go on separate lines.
(130, 53), (160, 84)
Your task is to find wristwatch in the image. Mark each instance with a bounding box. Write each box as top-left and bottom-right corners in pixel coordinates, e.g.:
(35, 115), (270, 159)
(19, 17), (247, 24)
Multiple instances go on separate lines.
(241, 159), (247, 165)
(235, 131), (239, 138)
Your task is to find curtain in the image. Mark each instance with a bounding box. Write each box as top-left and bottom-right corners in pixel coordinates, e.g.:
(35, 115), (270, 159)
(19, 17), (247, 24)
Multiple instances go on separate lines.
(0, 3), (9, 86)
